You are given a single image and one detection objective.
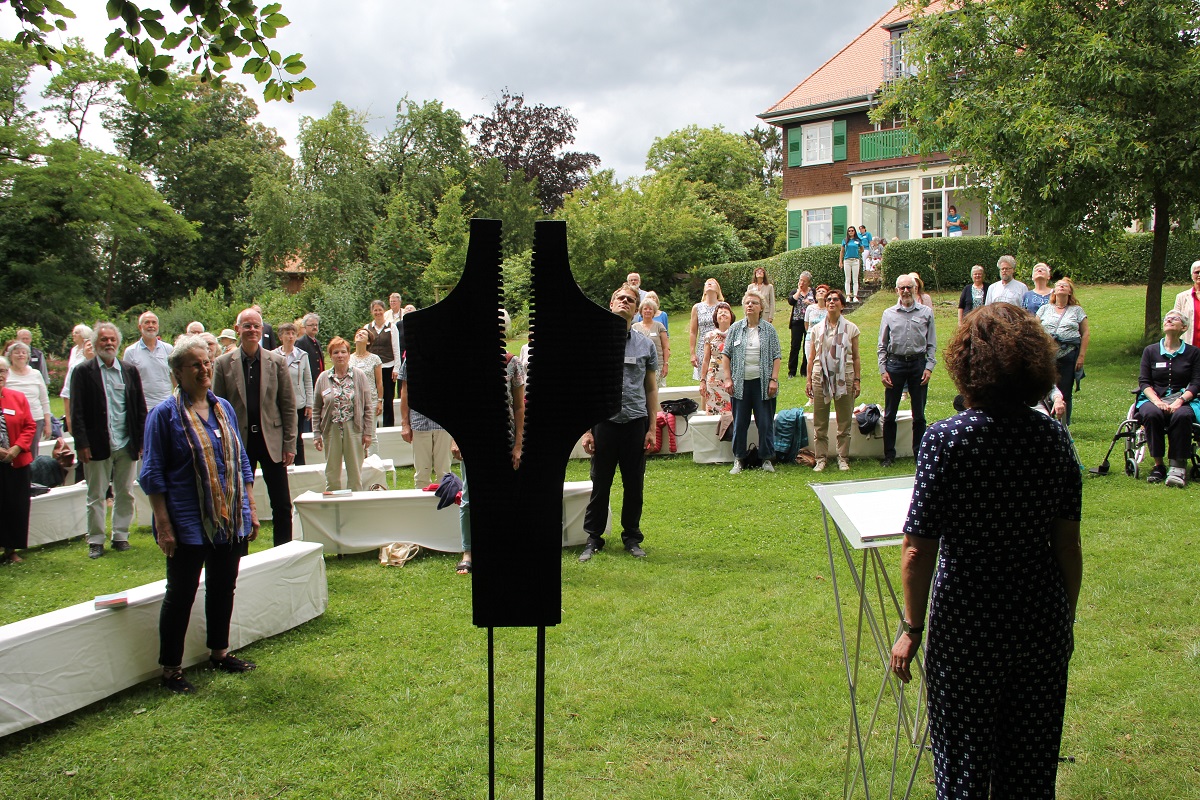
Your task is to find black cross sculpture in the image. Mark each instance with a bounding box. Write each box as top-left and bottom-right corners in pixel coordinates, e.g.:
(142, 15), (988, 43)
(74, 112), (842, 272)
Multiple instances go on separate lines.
(402, 218), (627, 798)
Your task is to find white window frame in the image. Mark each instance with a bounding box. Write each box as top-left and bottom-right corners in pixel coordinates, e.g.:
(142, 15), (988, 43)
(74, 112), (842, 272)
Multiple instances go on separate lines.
(805, 208), (833, 246)
(801, 122), (833, 166)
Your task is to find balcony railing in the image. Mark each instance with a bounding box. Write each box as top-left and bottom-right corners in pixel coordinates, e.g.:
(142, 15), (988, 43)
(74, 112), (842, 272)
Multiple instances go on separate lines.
(859, 129), (914, 162)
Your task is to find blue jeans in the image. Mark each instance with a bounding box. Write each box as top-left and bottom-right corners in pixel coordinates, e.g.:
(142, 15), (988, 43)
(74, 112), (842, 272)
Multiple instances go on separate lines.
(732, 379), (775, 461)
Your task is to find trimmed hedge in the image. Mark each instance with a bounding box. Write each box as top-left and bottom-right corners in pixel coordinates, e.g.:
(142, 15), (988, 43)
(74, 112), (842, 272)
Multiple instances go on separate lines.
(877, 232), (1200, 290)
(694, 231), (1200, 299)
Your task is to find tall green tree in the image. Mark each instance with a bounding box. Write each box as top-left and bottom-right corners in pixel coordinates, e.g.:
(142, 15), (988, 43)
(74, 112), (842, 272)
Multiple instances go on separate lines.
(43, 38), (132, 144)
(379, 96), (471, 222)
(465, 156), (540, 257)
(875, 0), (1200, 340)
(557, 170), (748, 300)
(0, 40), (40, 163)
(645, 124), (763, 192)
(368, 188), (430, 304)
(424, 182), (471, 294)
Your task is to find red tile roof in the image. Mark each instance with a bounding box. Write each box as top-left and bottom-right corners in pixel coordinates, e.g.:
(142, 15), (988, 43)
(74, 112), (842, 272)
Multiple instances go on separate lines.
(763, 2), (945, 117)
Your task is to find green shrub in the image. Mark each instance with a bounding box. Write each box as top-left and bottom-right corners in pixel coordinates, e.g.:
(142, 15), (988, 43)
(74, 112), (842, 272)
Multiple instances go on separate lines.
(156, 286), (239, 338)
(689, 245), (843, 301)
(878, 231), (1200, 290)
(314, 264), (371, 344)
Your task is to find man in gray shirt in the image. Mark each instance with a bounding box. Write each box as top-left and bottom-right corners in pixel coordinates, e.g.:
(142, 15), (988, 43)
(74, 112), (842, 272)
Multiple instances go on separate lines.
(579, 284), (659, 561)
(123, 311), (174, 412)
(877, 275), (936, 467)
(985, 254), (1029, 306)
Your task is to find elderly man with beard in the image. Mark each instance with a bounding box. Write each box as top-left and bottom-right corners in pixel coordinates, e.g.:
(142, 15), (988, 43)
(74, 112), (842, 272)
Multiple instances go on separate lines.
(123, 311), (174, 412)
(985, 255), (1029, 307)
(71, 323), (147, 559)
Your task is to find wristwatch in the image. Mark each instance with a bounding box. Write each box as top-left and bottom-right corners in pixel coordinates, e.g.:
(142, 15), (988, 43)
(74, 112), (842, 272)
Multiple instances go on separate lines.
(901, 618), (924, 639)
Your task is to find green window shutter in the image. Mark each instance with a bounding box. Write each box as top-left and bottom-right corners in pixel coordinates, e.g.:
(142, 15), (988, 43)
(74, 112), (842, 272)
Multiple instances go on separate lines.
(832, 205), (847, 242)
(787, 126), (802, 168)
(832, 120), (847, 161)
(787, 210), (803, 250)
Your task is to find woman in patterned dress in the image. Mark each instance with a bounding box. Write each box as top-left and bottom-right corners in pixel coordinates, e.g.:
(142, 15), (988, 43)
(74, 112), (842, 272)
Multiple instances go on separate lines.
(805, 289), (860, 472)
(349, 327), (384, 454)
(891, 303), (1083, 799)
(699, 302), (734, 415)
(688, 278), (724, 380)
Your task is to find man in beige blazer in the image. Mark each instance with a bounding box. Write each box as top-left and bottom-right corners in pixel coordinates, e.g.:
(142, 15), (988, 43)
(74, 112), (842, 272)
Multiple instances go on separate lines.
(1172, 260), (1200, 348)
(213, 307), (297, 546)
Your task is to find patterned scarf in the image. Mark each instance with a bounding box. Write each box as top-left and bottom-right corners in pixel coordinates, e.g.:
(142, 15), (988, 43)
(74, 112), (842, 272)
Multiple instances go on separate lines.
(176, 388), (247, 544)
(818, 316), (851, 401)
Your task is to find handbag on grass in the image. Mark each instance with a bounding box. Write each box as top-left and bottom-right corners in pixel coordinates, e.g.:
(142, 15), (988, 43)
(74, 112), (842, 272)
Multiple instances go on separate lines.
(379, 542), (420, 567)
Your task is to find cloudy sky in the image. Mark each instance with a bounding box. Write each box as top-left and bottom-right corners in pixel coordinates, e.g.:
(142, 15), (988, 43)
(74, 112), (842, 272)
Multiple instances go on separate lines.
(4, 0), (896, 179)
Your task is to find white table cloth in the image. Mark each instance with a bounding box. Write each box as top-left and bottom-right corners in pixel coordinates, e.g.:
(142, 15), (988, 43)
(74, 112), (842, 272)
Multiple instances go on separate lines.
(689, 410), (914, 464)
(133, 457), (392, 524)
(0, 541), (328, 737)
(303, 425), (414, 467)
(294, 480), (604, 555)
(28, 483), (87, 548)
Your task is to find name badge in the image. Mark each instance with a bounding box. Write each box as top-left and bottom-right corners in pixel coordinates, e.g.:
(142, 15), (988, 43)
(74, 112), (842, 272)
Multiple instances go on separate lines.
(625, 356), (637, 365)
(214, 429), (222, 439)
(322, 388), (334, 396)
(2, 408), (14, 416)
(1155, 361), (1168, 369)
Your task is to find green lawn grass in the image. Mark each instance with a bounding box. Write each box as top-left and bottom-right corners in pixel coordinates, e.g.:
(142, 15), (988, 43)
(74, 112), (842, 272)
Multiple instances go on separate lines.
(2, 285), (1198, 798)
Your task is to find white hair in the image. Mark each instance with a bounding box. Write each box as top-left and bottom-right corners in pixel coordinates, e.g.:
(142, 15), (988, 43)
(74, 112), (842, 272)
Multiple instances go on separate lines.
(92, 322), (123, 350)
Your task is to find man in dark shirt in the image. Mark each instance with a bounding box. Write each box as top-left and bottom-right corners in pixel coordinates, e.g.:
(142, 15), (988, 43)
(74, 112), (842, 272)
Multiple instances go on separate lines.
(296, 313), (324, 377)
(213, 308), (296, 546)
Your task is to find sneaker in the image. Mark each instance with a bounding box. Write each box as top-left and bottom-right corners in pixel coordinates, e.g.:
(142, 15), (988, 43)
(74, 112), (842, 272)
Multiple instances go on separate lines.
(625, 544), (646, 558)
(88, 544), (104, 559)
(578, 539), (601, 563)
(1165, 467), (1187, 488)
(839, 458), (851, 472)
(880, 457), (895, 468)
(1146, 465), (1167, 484)
(761, 460), (775, 473)
(813, 459), (827, 473)
(729, 460), (742, 475)
(210, 653), (257, 673)
(161, 671), (195, 694)
(112, 540), (131, 552)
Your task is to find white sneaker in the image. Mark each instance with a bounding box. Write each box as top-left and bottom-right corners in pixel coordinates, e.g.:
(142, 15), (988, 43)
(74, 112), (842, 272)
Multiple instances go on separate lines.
(762, 461), (775, 473)
(813, 459), (826, 472)
(838, 458), (851, 472)
(1165, 467), (1187, 488)
(729, 461), (742, 475)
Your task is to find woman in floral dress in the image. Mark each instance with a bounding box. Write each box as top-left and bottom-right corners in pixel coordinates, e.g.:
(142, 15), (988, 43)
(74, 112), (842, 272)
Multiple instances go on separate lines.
(700, 302), (735, 415)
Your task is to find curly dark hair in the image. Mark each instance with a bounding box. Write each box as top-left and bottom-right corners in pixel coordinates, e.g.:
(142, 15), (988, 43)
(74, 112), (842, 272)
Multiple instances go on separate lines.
(945, 304), (1057, 409)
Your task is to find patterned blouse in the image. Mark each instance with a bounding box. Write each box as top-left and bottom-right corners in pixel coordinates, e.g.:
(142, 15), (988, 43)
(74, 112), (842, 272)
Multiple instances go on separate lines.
(329, 370), (357, 426)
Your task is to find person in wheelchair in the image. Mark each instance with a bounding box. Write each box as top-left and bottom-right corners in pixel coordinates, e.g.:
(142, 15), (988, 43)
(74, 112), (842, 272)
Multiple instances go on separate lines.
(1136, 310), (1200, 487)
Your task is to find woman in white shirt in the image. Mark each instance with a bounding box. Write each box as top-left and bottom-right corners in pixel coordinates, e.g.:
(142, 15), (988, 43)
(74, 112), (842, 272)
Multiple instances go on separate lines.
(274, 323), (315, 465)
(60, 324), (93, 432)
(4, 342), (51, 445)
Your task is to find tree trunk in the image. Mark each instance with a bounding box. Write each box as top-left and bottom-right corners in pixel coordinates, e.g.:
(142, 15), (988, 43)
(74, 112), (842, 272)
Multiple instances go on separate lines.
(1144, 189), (1170, 344)
(105, 235), (120, 310)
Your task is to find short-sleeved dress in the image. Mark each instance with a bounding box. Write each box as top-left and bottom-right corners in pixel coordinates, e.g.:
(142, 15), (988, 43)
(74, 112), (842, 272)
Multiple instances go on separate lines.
(701, 329), (731, 415)
(904, 407), (1082, 798)
(692, 301), (719, 380)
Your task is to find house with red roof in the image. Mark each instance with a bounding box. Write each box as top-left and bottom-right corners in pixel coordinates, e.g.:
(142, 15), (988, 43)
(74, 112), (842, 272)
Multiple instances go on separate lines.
(759, 2), (985, 250)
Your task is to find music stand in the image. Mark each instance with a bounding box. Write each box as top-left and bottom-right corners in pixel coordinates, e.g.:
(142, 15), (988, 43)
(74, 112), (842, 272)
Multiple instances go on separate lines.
(810, 476), (930, 799)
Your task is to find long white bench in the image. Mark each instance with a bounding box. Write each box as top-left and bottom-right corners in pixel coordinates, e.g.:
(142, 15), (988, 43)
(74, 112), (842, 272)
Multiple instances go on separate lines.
(688, 410), (914, 464)
(0, 541), (328, 737)
(28, 483), (88, 548)
(132, 458), (393, 525)
(303, 425), (414, 467)
(294, 480), (605, 555)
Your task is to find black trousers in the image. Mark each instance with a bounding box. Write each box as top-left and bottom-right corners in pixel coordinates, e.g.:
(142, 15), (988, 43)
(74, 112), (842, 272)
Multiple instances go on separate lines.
(0, 464), (30, 550)
(787, 321), (807, 377)
(294, 409), (311, 466)
(159, 540), (241, 667)
(381, 367), (397, 428)
(883, 357), (929, 460)
(1055, 346), (1079, 426)
(584, 418), (649, 546)
(1136, 402), (1196, 461)
(247, 430), (292, 546)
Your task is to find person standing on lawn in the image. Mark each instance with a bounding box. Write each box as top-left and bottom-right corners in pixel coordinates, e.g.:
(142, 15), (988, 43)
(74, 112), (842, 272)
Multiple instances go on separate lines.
(985, 255), (1028, 306)
(579, 284), (659, 562)
(878, 275), (937, 468)
(123, 311), (174, 412)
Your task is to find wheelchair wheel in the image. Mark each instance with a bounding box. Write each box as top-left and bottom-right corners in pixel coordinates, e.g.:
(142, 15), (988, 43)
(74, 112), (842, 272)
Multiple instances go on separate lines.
(1125, 457), (1136, 477)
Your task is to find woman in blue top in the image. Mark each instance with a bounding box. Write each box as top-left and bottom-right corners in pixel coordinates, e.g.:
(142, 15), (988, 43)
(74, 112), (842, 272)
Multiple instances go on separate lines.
(945, 205), (964, 237)
(839, 227), (863, 303)
(720, 292), (782, 474)
(140, 334), (259, 694)
(1021, 263), (1054, 313)
(1135, 309), (1200, 487)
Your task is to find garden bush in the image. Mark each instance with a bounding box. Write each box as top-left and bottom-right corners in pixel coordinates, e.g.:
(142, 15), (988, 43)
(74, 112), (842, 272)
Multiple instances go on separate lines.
(688, 245), (843, 300)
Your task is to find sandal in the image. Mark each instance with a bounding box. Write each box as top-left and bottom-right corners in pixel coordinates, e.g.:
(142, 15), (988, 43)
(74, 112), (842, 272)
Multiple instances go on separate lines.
(210, 653), (257, 673)
(456, 560), (472, 575)
(162, 671), (195, 694)
(1146, 465), (1167, 484)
